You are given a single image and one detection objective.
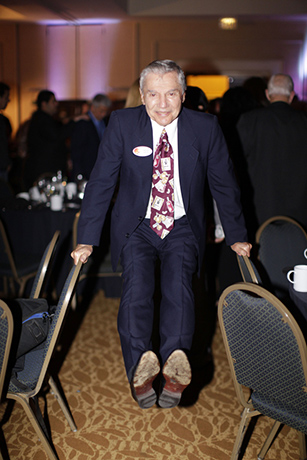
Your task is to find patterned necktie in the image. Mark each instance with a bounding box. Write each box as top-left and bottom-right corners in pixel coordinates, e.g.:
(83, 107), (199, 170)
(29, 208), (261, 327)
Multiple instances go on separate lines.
(150, 129), (174, 239)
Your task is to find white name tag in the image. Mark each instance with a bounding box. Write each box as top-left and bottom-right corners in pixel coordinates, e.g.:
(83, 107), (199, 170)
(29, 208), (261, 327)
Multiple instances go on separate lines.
(132, 146), (153, 157)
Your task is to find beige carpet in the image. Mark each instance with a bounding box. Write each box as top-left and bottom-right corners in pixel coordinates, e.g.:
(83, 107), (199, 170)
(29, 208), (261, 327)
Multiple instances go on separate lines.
(0, 290), (300, 460)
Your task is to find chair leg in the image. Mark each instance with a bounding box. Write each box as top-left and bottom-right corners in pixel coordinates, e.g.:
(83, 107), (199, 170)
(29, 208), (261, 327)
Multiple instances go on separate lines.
(8, 278), (16, 297)
(18, 280), (27, 298)
(9, 393), (59, 460)
(231, 407), (253, 460)
(298, 431), (307, 460)
(49, 376), (77, 432)
(2, 277), (8, 297)
(257, 420), (281, 460)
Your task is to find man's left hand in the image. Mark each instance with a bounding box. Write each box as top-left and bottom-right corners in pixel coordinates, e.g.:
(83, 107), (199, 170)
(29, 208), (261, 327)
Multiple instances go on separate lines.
(231, 242), (252, 257)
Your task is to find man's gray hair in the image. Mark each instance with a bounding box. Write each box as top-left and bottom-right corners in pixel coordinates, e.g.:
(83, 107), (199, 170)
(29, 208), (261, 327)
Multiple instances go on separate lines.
(92, 93), (112, 108)
(139, 60), (187, 94)
(267, 74), (294, 98)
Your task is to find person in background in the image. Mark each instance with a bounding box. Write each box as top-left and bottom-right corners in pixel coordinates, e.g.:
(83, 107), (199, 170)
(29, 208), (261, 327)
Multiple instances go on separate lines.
(242, 76), (268, 108)
(71, 60), (251, 410)
(237, 73), (307, 239)
(124, 79), (142, 108)
(23, 90), (76, 190)
(71, 94), (112, 181)
(0, 82), (12, 182)
(183, 85), (209, 113)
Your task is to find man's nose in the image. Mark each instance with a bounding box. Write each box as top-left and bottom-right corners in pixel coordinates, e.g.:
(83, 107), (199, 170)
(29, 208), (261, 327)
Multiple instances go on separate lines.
(159, 95), (167, 107)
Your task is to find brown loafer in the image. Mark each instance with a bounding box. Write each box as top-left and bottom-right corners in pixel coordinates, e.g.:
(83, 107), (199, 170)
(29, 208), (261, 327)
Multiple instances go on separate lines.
(158, 349), (192, 408)
(131, 351), (160, 409)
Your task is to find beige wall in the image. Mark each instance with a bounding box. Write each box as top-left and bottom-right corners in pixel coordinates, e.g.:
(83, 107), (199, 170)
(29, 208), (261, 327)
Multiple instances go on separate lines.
(138, 19), (305, 82)
(0, 18), (306, 133)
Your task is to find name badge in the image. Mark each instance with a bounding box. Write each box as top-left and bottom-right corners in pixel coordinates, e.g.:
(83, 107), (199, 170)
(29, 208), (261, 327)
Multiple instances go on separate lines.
(132, 146), (152, 157)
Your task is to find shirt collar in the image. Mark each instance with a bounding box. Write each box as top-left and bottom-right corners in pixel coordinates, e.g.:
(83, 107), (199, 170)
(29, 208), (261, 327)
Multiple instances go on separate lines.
(150, 117), (178, 142)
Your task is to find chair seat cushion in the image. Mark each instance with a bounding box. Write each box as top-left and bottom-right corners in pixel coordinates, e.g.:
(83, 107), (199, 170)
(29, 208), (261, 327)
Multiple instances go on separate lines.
(252, 391), (307, 433)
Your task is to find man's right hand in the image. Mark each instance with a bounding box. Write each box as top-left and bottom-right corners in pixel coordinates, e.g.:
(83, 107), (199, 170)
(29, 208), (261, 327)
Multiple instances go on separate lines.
(71, 244), (93, 265)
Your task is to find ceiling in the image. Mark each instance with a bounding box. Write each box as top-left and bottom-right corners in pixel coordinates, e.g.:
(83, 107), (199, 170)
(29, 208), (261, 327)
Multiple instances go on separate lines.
(1, 0), (307, 24)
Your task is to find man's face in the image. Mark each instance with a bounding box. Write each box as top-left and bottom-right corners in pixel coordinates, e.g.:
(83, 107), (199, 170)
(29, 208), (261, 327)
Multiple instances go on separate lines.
(140, 71), (185, 126)
(91, 104), (108, 121)
(0, 90), (10, 110)
(42, 95), (58, 116)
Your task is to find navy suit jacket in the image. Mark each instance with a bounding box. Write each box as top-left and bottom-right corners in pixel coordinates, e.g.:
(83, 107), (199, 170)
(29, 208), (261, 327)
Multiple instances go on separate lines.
(71, 117), (103, 180)
(78, 105), (247, 271)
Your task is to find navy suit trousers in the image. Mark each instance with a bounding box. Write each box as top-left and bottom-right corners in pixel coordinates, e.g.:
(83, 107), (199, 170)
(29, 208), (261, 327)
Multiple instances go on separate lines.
(117, 216), (198, 379)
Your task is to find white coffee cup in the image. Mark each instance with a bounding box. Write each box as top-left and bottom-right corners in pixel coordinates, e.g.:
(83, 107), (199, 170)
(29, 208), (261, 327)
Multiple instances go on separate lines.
(287, 265), (307, 292)
(50, 194), (63, 211)
(66, 182), (77, 200)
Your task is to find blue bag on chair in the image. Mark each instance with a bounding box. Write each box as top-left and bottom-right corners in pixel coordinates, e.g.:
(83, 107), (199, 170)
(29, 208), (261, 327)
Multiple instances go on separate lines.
(15, 298), (54, 359)
(7, 298), (55, 378)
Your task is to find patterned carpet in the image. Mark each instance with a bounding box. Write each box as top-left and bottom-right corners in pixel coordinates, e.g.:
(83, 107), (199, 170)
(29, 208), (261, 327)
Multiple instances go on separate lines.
(0, 289), (301, 460)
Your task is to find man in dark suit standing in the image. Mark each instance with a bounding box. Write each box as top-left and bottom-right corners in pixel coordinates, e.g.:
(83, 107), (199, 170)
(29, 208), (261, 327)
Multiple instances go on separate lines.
(24, 90), (72, 189)
(71, 60), (251, 409)
(237, 74), (307, 238)
(71, 94), (112, 180)
(0, 82), (11, 182)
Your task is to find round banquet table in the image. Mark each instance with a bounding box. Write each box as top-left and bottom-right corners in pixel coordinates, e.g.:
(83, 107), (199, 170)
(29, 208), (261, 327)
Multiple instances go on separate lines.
(0, 206), (79, 297)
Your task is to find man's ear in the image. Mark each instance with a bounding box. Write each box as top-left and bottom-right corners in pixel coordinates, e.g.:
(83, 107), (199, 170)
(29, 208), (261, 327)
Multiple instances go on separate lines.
(265, 89), (271, 102)
(182, 92), (186, 103)
(139, 88), (145, 105)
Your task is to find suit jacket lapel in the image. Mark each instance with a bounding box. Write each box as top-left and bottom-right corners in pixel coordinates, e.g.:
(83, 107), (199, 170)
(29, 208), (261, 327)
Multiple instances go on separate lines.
(178, 109), (199, 210)
(132, 106), (154, 211)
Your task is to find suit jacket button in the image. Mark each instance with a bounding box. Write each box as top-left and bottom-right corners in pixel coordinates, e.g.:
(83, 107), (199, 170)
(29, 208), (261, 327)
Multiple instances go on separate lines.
(125, 233), (130, 238)
(138, 216), (143, 221)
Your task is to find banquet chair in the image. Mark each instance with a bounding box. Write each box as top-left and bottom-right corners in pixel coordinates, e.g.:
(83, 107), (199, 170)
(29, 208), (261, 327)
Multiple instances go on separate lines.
(28, 229), (77, 432)
(255, 216), (307, 299)
(218, 282), (307, 460)
(236, 255), (262, 284)
(3, 261), (82, 460)
(0, 219), (40, 298)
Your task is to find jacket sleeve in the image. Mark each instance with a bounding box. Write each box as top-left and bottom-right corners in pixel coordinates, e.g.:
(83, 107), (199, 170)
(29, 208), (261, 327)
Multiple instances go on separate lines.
(77, 111), (123, 246)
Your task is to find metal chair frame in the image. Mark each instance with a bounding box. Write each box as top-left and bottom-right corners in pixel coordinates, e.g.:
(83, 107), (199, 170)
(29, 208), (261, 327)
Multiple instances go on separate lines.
(236, 254), (262, 284)
(30, 230), (60, 298)
(218, 282), (307, 460)
(2, 261), (82, 460)
(28, 229), (77, 433)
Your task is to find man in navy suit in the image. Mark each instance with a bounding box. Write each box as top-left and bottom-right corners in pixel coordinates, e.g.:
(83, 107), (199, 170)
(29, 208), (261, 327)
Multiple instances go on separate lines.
(71, 93), (112, 180)
(71, 60), (251, 409)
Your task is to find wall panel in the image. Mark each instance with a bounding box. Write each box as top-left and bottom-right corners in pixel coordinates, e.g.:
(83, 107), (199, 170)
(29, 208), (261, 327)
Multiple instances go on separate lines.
(0, 23), (18, 131)
(138, 19), (306, 98)
(46, 25), (77, 99)
(79, 22), (137, 100)
(18, 24), (47, 123)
